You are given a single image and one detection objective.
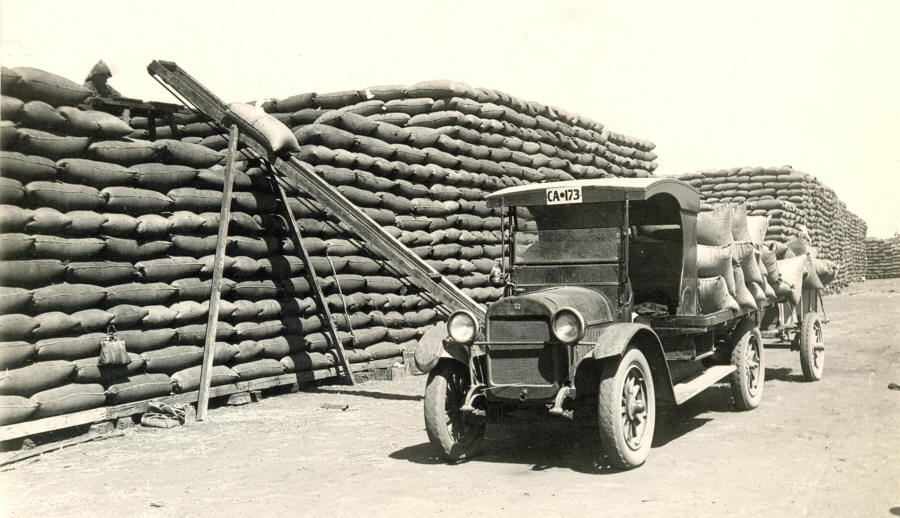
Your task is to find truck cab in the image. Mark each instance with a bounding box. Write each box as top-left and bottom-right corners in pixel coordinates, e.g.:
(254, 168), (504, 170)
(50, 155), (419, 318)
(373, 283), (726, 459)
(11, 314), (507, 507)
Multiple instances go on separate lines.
(421, 178), (765, 469)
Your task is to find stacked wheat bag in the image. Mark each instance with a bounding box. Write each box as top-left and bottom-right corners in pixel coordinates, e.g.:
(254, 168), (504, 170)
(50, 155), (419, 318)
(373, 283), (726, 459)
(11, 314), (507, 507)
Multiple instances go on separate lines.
(0, 67), (658, 427)
(693, 202), (837, 314)
(865, 236), (900, 279)
(678, 166), (867, 292)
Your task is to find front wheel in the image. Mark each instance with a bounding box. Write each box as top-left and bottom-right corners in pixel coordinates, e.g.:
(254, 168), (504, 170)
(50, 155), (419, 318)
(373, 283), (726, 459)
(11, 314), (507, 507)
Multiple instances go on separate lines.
(597, 348), (656, 470)
(423, 361), (484, 463)
(799, 313), (824, 381)
(730, 326), (764, 410)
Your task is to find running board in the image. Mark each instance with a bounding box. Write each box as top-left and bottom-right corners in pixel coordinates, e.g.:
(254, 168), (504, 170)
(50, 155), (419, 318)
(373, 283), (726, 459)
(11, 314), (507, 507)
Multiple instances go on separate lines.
(672, 365), (736, 404)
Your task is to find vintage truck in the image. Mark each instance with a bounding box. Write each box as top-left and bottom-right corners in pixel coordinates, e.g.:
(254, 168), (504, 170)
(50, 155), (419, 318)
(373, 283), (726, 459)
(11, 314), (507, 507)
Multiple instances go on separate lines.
(419, 177), (771, 469)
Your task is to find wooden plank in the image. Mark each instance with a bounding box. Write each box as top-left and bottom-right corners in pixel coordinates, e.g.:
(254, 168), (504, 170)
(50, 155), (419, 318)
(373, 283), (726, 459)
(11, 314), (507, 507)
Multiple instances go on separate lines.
(0, 358), (404, 442)
(0, 408), (107, 443)
(196, 124), (239, 421)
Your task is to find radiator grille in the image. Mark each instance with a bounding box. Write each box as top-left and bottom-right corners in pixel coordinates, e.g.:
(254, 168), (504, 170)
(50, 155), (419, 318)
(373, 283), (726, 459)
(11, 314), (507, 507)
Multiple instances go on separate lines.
(488, 318), (549, 342)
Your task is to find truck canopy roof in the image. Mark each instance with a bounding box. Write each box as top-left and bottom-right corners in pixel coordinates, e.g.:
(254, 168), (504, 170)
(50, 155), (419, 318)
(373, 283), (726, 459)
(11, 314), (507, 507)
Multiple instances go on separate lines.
(485, 177), (700, 213)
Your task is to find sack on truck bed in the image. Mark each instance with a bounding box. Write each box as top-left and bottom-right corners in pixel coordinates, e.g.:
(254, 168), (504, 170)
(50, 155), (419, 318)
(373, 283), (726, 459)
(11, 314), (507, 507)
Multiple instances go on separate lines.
(697, 205), (733, 246)
(697, 276), (739, 313)
(776, 255), (808, 305)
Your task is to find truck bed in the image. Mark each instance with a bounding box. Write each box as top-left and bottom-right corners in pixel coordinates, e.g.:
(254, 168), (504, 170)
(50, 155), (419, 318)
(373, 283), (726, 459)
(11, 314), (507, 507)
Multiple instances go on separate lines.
(641, 301), (772, 335)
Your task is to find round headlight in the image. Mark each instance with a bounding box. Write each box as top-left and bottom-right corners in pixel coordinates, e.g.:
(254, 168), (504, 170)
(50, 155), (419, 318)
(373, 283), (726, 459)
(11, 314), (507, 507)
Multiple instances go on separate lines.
(551, 308), (584, 343)
(447, 311), (478, 344)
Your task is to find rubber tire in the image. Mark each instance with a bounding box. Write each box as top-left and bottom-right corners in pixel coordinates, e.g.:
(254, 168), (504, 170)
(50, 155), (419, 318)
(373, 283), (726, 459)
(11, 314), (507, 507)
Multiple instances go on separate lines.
(597, 348), (656, 470)
(423, 361), (485, 463)
(799, 313), (824, 381)
(730, 326), (764, 410)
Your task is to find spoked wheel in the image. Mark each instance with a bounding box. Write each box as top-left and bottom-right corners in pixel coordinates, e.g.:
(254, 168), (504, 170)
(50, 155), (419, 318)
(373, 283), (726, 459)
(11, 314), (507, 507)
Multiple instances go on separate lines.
(598, 348), (656, 470)
(799, 313), (825, 381)
(423, 361), (485, 463)
(730, 326), (765, 410)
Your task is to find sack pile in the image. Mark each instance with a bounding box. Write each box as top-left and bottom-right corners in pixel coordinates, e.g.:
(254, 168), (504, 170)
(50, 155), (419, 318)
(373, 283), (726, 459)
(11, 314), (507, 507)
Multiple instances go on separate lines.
(1, 67), (658, 426)
(694, 203), (837, 314)
(865, 236), (900, 279)
(678, 166), (867, 292)
(135, 79), (658, 181)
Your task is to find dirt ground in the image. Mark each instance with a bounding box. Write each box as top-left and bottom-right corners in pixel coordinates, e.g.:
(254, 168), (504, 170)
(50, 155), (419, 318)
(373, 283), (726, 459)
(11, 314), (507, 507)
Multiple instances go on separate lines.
(1, 280), (898, 518)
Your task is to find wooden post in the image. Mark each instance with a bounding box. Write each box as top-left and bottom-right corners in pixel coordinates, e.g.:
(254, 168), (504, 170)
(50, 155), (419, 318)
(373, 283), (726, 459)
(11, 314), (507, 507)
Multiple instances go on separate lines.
(196, 124), (239, 420)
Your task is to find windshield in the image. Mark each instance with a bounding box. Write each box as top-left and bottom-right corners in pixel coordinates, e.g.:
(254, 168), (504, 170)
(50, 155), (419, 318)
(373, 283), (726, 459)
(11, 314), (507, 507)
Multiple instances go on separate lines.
(513, 227), (620, 264)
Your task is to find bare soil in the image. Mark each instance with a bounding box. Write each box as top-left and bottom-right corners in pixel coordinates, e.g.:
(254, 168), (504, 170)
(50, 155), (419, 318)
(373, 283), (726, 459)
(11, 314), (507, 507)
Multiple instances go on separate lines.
(1, 280), (898, 518)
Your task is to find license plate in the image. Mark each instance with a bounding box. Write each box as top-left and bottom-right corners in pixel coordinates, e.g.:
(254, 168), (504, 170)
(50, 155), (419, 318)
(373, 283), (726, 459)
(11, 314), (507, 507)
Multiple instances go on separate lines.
(545, 186), (582, 205)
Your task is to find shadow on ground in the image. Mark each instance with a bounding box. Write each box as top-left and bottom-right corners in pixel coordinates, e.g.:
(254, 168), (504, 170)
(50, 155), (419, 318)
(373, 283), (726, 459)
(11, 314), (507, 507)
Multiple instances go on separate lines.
(390, 384), (741, 474)
(302, 386), (424, 402)
(765, 366), (805, 383)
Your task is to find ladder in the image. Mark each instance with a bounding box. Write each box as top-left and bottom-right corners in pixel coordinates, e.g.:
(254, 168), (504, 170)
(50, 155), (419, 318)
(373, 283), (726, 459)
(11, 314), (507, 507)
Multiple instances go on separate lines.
(146, 61), (486, 416)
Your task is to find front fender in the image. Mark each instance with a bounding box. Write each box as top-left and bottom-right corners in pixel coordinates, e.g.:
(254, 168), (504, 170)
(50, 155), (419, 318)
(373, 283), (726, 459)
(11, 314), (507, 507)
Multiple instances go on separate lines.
(413, 322), (469, 373)
(590, 323), (675, 403)
(592, 323), (659, 359)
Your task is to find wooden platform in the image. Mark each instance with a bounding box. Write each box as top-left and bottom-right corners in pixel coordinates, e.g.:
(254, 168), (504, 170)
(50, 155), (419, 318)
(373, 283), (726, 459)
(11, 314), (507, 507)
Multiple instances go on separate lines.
(0, 357), (401, 443)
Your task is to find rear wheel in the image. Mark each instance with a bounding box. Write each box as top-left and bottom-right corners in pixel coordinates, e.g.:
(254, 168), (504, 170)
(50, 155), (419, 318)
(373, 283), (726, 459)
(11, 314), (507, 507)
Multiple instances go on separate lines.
(597, 348), (655, 470)
(730, 326), (764, 410)
(424, 361), (484, 463)
(799, 313), (824, 381)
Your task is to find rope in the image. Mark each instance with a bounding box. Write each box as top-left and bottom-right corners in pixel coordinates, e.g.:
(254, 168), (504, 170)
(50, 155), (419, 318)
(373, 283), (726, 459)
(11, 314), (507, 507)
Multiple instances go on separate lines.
(325, 253), (356, 347)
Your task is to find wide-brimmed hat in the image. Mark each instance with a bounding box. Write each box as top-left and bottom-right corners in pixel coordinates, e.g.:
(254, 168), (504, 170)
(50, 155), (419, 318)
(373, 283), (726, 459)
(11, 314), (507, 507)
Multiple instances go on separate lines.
(86, 60), (112, 80)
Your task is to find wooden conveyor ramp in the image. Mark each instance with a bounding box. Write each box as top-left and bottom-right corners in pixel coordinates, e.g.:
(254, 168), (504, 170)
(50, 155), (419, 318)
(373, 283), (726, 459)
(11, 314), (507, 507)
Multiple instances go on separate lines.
(147, 60), (485, 318)
(147, 61), (485, 415)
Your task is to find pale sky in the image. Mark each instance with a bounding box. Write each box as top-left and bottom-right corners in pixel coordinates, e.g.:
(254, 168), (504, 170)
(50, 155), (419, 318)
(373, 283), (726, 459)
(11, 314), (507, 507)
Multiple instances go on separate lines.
(2, 0), (897, 237)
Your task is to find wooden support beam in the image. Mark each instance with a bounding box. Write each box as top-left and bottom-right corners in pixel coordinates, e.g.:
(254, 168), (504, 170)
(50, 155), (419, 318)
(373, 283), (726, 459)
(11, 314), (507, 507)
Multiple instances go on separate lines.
(0, 358), (399, 443)
(272, 177), (354, 385)
(196, 124), (239, 420)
